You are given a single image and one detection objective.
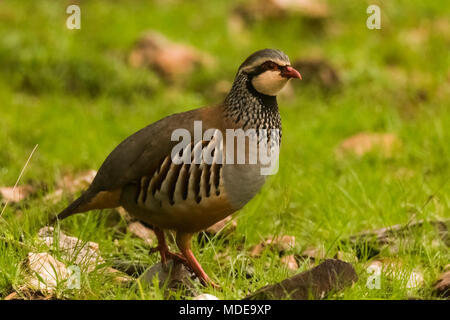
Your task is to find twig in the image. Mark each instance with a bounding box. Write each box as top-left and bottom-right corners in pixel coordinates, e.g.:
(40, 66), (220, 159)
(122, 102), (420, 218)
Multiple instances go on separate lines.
(0, 144), (38, 217)
(348, 219), (449, 245)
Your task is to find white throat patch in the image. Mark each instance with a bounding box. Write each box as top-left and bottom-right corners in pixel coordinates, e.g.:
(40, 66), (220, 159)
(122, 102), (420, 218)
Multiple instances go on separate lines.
(251, 70), (289, 96)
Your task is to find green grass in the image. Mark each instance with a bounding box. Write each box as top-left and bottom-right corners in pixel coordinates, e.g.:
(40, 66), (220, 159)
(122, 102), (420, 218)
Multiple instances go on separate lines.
(0, 0), (449, 299)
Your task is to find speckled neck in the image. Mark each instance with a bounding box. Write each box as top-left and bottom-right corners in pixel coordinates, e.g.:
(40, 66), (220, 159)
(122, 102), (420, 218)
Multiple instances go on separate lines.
(223, 72), (282, 141)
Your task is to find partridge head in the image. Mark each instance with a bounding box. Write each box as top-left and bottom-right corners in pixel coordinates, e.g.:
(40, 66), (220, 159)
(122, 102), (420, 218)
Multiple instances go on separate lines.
(53, 49), (301, 287)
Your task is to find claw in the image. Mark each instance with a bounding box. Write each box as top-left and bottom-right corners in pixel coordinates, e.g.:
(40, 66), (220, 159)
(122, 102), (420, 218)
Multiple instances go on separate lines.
(151, 228), (220, 288)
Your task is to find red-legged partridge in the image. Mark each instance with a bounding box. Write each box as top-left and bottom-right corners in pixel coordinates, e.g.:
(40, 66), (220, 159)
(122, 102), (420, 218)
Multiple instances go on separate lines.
(54, 49), (301, 287)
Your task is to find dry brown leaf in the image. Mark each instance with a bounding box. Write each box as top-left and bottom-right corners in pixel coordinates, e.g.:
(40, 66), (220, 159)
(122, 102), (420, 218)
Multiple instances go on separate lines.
(60, 170), (97, 192)
(4, 286), (51, 300)
(233, 0), (329, 24)
(127, 221), (157, 246)
(0, 185), (34, 203)
(103, 267), (132, 284)
(276, 0), (329, 18)
(128, 31), (215, 80)
(250, 235), (296, 257)
(45, 170), (97, 203)
(4, 291), (19, 300)
(433, 270), (450, 298)
(112, 206), (134, 222)
(205, 216), (237, 235)
(336, 132), (402, 158)
(301, 246), (326, 261)
(280, 255), (299, 271)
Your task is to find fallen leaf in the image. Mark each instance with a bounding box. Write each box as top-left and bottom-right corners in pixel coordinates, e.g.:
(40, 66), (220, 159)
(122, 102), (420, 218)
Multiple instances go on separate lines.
(127, 221), (157, 246)
(250, 235), (296, 257)
(233, 0), (329, 24)
(336, 132), (402, 158)
(60, 170), (97, 192)
(274, 0), (329, 18)
(4, 286), (51, 300)
(433, 270), (450, 298)
(128, 31), (215, 81)
(114, 206), (134, 222)
(45, 170), (97, 203)
(280, 255), (299, 271)
(103, 267), (133, 284)
(205, 216), (237, 235)
(4, 292), (18, 300)
(300, 246), (325, 261)
(0, 185), (34, 203)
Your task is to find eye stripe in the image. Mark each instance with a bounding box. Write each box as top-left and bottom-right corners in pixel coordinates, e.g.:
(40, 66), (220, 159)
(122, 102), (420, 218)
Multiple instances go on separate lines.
(247, 61), (281, 77)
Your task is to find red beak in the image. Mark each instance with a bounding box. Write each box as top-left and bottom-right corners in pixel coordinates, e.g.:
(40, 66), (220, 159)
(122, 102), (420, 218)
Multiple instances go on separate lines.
(282, 66), (302, 80)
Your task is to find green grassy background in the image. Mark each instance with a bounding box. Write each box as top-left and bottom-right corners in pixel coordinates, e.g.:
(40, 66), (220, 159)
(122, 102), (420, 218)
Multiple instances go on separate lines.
(0, 0), (449, 299)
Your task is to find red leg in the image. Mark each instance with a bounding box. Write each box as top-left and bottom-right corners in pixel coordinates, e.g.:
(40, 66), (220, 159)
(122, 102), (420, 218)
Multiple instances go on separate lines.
(176, 232), (219, 288)
(151, 228), (186, 265)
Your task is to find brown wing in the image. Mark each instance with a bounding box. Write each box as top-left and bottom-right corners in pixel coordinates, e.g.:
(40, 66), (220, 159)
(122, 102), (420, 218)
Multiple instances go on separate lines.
(55, 105), (224, 220)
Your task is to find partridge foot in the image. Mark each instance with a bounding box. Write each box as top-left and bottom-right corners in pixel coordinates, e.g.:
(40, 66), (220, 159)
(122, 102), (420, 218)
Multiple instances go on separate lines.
(176, 232), (220, 289)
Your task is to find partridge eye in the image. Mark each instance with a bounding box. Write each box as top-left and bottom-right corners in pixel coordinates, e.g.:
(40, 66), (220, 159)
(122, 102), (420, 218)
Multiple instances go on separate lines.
(269, 62), (278, 70)
(263, 61), (278, 70)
